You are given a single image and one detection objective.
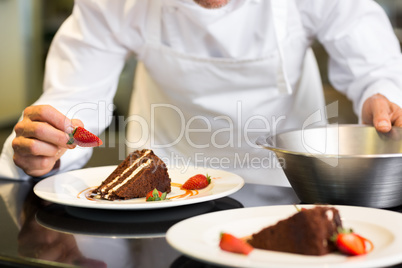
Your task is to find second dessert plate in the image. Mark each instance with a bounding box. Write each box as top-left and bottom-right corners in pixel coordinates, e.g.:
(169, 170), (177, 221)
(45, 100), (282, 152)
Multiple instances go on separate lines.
(33, 165), (244, 210)
(166, 205), (402, 268)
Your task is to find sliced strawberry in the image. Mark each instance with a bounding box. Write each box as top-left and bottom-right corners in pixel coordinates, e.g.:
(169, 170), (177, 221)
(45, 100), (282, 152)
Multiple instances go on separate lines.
(219, 233), (253, 255)
(181, 174), (211, 190)
(67, 126), (102, 147)
(146, 188), (168, 201)
(332, 228), (374, 256)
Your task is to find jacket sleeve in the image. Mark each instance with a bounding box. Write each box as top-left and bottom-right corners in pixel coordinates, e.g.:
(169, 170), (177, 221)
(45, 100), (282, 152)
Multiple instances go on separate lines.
(299, 0), (402, 120)
(0, 0), (140, 180)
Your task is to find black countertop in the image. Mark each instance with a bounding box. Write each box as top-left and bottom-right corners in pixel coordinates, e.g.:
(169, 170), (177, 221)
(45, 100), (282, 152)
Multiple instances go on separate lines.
(0, 179), (401, 268)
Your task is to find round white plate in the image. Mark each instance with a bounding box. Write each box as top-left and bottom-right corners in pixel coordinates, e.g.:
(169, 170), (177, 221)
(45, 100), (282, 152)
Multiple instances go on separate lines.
(33, 165), (244, 210)
(166, 205), (402, 268)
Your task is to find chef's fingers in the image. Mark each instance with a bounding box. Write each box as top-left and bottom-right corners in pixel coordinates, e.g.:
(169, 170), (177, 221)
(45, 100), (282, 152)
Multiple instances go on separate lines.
(12, 136), (65, 157)
(12, 135), (68, 176)
(23, 105), (75, 133)
(367, 94), (392, 133)
(14, 121), (74, 149)
(12, 154), (58, 177)
(71, 118), (84, 129)
(390, 103), (402, 127)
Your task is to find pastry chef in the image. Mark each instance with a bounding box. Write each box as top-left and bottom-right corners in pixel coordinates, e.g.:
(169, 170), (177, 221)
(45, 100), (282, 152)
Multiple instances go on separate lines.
(1, 0), (402, 186)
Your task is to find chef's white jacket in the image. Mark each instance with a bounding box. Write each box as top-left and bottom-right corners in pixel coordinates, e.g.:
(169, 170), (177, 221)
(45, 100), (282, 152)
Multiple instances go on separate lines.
(1, 0), (402, 186)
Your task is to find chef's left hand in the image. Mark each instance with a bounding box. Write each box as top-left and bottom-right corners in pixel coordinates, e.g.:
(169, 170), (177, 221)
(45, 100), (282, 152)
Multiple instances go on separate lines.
(362, 93), (402, 133)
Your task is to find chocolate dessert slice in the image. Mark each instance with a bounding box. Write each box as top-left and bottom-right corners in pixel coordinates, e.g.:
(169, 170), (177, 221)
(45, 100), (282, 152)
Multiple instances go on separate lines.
(248, 206), (342, 255)
(93, 149), (171, 200)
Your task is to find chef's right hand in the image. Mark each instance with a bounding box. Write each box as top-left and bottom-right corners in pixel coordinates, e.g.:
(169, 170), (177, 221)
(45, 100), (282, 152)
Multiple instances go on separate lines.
(12, 105), (83, 177)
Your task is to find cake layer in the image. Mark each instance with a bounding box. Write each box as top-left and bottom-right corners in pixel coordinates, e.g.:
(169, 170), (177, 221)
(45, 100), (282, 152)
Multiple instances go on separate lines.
(248, 206), (342, 256)
(94, 149), (171, 200)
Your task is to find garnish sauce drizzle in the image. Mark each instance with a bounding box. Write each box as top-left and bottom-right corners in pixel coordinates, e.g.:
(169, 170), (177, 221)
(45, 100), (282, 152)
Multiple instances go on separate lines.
(77, 180), (214, 201)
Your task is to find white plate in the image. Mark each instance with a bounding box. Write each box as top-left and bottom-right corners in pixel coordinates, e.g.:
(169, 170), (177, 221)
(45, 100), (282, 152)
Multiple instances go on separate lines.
(166, 205), (402, 268)
(33, 165), (244, 210)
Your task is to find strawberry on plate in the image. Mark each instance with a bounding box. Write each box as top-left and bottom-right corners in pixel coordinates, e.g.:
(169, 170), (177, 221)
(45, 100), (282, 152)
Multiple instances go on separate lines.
(67, 126), (102, 147)
(219, 233), (253, 255)
(146, 188), (168, 201)
(181, 174), (211, 190)
(332, 228), (374, 256)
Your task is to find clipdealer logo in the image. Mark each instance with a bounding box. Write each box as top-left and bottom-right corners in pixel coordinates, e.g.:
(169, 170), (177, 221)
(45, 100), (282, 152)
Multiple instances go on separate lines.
(300, 101), (339, 167)
(64, 100), (339, 169)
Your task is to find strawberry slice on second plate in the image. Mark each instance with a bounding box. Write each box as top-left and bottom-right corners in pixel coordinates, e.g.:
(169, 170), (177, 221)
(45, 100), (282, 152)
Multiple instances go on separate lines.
(67, 126), (103, 147)
(219, 233), (254, 255)
(332, 228), (374, 256)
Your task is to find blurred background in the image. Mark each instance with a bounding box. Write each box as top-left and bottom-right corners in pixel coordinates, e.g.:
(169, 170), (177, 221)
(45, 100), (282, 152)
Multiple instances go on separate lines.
(0, 0), (401, 167)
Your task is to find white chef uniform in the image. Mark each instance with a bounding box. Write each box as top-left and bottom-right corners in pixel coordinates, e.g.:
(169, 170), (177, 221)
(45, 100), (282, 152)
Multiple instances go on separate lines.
(1, 0), (402, 186)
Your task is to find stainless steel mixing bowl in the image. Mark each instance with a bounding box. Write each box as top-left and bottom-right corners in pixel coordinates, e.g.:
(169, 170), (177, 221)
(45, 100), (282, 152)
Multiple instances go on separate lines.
(256, 124), (402, 208)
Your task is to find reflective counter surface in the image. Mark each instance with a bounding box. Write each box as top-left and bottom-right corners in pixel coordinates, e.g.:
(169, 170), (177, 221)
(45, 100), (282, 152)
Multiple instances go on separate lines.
(1, 179), (402, 268)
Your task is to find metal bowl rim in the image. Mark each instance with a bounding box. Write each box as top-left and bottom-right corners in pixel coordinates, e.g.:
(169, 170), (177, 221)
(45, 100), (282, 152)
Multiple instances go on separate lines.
(256, 124), (402, 159)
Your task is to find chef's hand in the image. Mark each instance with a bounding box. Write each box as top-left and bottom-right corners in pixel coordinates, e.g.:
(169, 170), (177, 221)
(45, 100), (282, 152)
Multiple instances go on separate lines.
(12, 105), (83, 177)
(362, 93), (402, 133)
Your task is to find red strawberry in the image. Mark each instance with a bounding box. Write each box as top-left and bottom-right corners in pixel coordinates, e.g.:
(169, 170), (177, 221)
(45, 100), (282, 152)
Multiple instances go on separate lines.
(67, 127), (102, 147)
(181, 174), (211, 190)
(219, 233), (253, 255)
(146, 188), (168, 201)
(332, 228), (374, 256)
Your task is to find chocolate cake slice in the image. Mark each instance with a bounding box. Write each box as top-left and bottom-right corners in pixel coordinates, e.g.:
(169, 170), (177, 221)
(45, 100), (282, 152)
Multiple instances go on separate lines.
(248, 206), (342, 256)
(93, 149), (171, 200)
